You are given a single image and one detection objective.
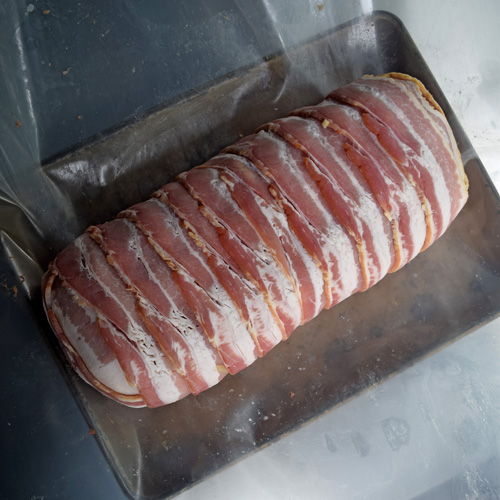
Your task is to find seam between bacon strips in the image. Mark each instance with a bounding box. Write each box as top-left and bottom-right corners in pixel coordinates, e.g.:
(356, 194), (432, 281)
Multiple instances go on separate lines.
(176, 171), (301, 339)
(153, 186), (284, 355)
(217, 150), (337, 308)
(43, 271), (146, 407)
(120, 202), (258, 373)
(87, 224), (206, 395)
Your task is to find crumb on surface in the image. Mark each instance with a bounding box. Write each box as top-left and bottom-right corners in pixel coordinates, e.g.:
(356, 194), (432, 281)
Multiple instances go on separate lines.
(1, 282), (18, 298)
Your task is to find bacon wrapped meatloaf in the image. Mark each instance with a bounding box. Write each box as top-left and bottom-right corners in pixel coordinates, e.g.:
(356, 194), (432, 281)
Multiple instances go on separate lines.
(42, 73), (469, 408)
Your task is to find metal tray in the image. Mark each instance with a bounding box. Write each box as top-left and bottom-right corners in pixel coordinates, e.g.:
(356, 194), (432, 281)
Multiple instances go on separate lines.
(15, 10), (500, 499)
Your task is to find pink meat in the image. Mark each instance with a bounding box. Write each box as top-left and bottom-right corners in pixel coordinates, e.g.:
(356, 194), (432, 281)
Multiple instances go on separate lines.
(51, 234), (191, 407)
(121, 198), (259, 373)
(264, 116), (395, 290)
(219, 140), (362, 308)
(156, 182), (283, 354)
(293, 100), (427, 269)
(395, 77), (463, 170)
(178, 167), (302, 337)
(89, 219), (226, 395)
(45, 273), (145, 407)
(42, 73), (468, 408)
(217, 166), (325, 322)
(329, 76), (468, 247)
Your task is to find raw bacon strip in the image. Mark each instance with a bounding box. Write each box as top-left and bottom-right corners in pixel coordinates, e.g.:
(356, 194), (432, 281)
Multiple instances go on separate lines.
(89, 219), (226, 395)
(44, 273), (145, 407)
(51, 233), (190, 407)
(51, 279), (140, 396)
(387, 73), (463, 170)
(220, 140), (362, 307)
(179, 167), (302, 336)
(263, 116), (395, 290)
(330, 81), (444, 247)
(95, 316), (182, 408)
(155, 182), (283, 355)
(292, 101), (427, 269)
(361, 75), (468, 212)
(217, 166), (325, 322)
(360, 109), (438, 249)
(121, 198), (259, 374)
(42, 73), (468, 408)
(329, 76), (468, 247)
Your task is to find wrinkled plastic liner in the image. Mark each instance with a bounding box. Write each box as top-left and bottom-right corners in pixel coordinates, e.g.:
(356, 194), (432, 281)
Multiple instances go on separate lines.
(10, 12), (500, 500)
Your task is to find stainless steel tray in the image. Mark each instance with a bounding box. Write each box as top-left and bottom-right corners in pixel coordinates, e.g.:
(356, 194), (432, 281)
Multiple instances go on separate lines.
(21, 11), (500, 499)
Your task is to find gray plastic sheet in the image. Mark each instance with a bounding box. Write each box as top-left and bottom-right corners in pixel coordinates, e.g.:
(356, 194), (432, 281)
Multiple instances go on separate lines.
(1, 2), (500, 499)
